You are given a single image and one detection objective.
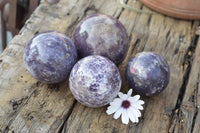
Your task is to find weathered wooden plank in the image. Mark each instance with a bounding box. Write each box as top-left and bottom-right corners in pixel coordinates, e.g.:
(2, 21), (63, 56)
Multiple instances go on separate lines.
(169, 37), (200, 133)
(193, 111), (200, 133)
(0, 0), (199, 133)
(0, 0), (125, 132)
(0, 15), (41, 133)
(62, 1), (199, 133)
(0, 0), (82, 132)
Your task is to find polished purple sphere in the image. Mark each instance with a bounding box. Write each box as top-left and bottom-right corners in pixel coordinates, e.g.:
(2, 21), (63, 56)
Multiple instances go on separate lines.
(24, 31), (77, 84)
(69, 55), (121, 107)
(73, 14), (129, 64)
(126, 52), (170, 96)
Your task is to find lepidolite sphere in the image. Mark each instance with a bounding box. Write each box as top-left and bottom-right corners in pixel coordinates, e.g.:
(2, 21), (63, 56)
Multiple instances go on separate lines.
(69, 55), (121, 107)
(126, 52), (170, 96)
(73, 14), (129, 64)
(24, 31), (77, 84)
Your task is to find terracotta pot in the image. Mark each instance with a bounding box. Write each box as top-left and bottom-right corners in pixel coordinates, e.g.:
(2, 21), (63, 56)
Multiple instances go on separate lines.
(140, 0), (200, 20)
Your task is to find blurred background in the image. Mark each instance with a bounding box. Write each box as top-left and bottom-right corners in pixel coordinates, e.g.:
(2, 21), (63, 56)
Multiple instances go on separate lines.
(0, 0), (40, 54)
(0, 16), (12, 54)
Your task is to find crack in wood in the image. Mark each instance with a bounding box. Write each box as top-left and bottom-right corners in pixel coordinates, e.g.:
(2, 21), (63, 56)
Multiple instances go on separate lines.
(174, 47), (179, 55)
(130, 38), (140, 54)
(178, 35), (199, 108)
(190, 73), (199, 133)
(164, 38), (170, 49)
(166, 30), (171, 39)
(116, 0), (128, 19)
(58, 100), (77, 133)
(147, 14), (152, 27)
(168, 34), (199, 133)
(191, 21), (195, 30)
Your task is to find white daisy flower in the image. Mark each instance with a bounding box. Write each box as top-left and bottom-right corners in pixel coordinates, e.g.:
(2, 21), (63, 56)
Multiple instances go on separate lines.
(106, 89), (144, 125)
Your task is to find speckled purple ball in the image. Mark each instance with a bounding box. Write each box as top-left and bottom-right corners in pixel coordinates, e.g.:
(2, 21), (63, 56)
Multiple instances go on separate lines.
(126, 52), (170, 96)
(24, 31), (77, 84)
(69, 55), (121, 107)
(73, 14), (129, 64)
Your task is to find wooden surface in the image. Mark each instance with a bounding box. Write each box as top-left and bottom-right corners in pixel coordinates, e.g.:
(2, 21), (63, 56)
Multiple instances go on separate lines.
(0, 0), (199, 133)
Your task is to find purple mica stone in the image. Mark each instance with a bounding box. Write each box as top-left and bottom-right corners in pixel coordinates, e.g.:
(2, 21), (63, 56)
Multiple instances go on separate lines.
(72, 14), (129, 64)
(125, 52), (170, 96)
(24, 31), (77, 84)
(69, 55), (121, 107)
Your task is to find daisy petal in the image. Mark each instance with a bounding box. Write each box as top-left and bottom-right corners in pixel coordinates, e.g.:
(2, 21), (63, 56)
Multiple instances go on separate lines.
(130, 107), (141, 117)
(110, 98), (122, 106)
(132, 104), (143, 110)
(128, 95), (140, 102)
(106, 104), (121, 115)
(118, 93), (127, 100)
(106, 107), (115, 115)
(135, 116), (139, 123)
(118, 92), (123, 98)
(121, 110), (129, 124)
(127, 109), (135, 123)
(106, 110), (114, 115)
(136, 100), (145, 105)
(113, 108), (123, 119)
(112, 98), (121, 103)
(127, 89), (133, 97)
(129, 107), (141, 123)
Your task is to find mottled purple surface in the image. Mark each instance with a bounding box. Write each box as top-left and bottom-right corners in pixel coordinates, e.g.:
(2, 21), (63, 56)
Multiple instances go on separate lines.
(126, 52), (170, 96)
(73, 14), (129, 64)
(24, 31), (77, 84)
(69, 55), (121, 107)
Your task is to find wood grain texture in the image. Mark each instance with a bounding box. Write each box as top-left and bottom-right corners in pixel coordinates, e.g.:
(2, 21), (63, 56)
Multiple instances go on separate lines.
(63, 1), (199, 133)
(169, 37), (200, 133)
(0, 0), (199, 133)
(0, 0), (123, 132)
